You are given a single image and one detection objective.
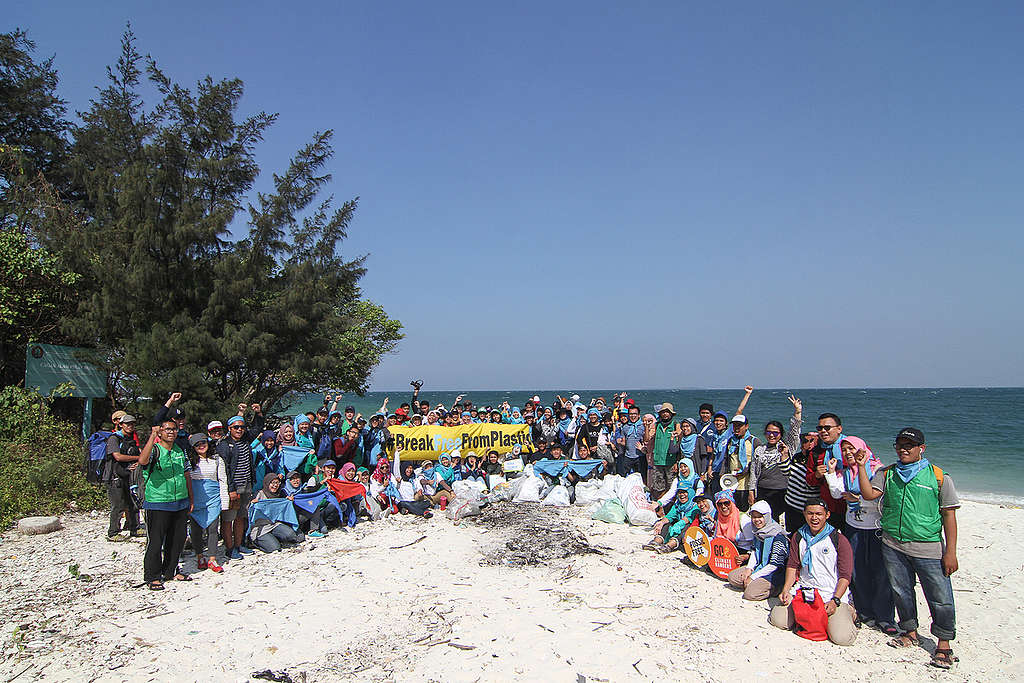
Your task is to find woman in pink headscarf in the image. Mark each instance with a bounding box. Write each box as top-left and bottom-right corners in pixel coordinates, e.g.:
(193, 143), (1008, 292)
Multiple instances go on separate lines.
(825, 435), (896, 633)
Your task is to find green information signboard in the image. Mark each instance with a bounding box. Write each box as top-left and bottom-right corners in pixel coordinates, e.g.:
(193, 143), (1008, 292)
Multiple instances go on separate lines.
(25, 344), (108, 439)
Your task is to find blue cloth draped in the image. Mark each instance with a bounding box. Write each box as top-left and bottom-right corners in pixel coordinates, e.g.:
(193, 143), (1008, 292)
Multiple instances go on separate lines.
(678, 433), (697, 457)
(291, 487), (344, 519)
(248, 497), (299, 530)
(532, 459), (604, 479)
(281, 445), (311, 472)
(189, 479), (221, 529)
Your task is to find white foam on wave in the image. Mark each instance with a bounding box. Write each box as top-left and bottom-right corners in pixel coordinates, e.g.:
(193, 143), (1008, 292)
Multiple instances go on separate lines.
(959, 491), (1024, 507)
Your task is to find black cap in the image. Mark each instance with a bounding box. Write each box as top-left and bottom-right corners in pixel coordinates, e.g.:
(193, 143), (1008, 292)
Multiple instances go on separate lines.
(895, 427), (925, 445)
(345, 406), (355, 412)
(168, 406), (185, 419)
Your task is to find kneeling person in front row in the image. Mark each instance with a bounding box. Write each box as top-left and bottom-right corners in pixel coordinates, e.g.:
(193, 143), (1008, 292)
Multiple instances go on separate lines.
(769, 498), (856, 645)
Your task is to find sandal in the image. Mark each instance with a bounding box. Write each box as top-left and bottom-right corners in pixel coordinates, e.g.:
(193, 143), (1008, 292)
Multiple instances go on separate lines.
(147, 581), (165, 591)
(888, 634), (920, 648)
(641, 542), (659, 551)
(931, 648), (958, 669)
(656, 544), (674, 554)
(172, 573), (193, 582)
(879, 623), (901, 636)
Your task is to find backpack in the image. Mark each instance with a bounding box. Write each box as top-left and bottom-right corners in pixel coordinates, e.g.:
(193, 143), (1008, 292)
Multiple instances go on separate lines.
(85, 431), (113, 484)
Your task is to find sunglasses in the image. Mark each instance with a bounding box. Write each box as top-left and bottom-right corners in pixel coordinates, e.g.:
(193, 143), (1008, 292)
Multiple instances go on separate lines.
(893, 442), (919, 452)
(765, 430), (782, 436)
(229, 425), (245, 430)
(817, 425), (838, 432)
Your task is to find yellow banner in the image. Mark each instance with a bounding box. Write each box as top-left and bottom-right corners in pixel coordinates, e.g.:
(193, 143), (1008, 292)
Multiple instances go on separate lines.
(388, 423), (535, 459)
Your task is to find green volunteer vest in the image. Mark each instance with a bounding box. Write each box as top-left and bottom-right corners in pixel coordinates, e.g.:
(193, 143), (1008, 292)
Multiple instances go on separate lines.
(880, 465), (942, 543)
(142, 443), (190, 504)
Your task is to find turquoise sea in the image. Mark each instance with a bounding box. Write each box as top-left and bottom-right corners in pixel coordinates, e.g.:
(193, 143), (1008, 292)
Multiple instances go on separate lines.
(289, 388), (1023, 505)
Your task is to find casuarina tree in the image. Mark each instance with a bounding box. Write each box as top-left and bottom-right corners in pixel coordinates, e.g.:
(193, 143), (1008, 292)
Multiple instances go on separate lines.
(30, 28), (401, 426)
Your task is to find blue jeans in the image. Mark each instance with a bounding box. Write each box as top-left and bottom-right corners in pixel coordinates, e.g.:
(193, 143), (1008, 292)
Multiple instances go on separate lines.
(881, 543), (956, 640)
(847, 528), (895, 625)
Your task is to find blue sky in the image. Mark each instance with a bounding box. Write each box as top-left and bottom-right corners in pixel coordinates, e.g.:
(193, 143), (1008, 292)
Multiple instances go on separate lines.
(9, 2), (1024, 390)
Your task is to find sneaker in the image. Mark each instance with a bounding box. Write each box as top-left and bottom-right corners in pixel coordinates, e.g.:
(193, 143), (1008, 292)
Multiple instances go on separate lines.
(238, 546), (255, 555)
(308, 531), (325, 538)
(105, 533), (128, 542)
(129, 529), (146, 538)
(228, 548), (242, 560)
(207, 558), (224, 573)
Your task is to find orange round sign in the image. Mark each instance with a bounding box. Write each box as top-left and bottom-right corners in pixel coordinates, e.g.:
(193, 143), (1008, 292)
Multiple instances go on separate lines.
(708, 537), (739, 579)
(682, 526), (711, 567)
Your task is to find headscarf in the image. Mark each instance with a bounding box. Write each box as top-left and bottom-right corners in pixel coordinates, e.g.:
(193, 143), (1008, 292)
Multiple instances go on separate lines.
(678, 418), (698, 457)
(262, 473), (284, 498)
(839, 435), (882, 511)
(676, 458), (699, 491)
(401, 463), (417, 482)
(508, 408), (524, 425)
(340, 462), (356, 480)
(284, 470), (304, 496)
(276, 424), (296, 447)
(713, 490), (742, 542)
(674, 487), (698, 520)
(294, 415), (314, 449)
(372, 455), (390, 484)
(435, 454), (456, 483)
(749, 500), (786, 540)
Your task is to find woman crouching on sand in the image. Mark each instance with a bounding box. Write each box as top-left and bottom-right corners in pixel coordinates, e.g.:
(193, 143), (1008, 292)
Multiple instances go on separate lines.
(643, 487), (699, 553)
(727, 500), (789, 600)
(713, 490), (755, 562)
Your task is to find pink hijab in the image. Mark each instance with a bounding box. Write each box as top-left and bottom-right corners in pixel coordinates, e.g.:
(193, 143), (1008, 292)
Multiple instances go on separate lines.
(839, 435), (882, 477)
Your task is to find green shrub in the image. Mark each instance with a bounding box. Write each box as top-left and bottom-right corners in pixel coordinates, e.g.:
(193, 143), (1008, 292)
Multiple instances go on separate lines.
(0, 386), (106, 529)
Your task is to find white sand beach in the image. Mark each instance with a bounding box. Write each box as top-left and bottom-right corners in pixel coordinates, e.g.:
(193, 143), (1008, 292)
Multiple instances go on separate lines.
(0, 500), (1020, 682)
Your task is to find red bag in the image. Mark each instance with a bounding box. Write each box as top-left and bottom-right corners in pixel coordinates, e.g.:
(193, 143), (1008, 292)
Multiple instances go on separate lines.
(791, 587), (829, 641)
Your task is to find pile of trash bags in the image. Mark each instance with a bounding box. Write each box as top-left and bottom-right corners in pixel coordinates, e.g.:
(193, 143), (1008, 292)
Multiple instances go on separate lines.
(499, 466), (657, 525)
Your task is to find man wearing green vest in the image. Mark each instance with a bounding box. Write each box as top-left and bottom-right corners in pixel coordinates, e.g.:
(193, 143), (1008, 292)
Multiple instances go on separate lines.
(138, 419), (194, 591)
(855, 427), (959, 670)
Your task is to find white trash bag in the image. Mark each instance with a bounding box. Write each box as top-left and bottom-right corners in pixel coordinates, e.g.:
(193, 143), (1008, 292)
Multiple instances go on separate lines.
(541, 484), (570, 507)
(573, 479), (604, 506)
(513, 476), (544, 503)
(617, 472), (658, 526)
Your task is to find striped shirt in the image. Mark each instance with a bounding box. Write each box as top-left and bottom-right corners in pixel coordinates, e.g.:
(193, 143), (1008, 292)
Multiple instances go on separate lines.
(784, 452), (818, 510)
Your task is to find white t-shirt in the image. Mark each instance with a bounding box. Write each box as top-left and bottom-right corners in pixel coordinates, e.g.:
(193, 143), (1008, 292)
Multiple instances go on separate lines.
(825, 470), (882, 530)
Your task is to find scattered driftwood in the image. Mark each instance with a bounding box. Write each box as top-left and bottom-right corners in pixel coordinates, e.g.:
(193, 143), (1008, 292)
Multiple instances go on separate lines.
(448, 642), (476, 650)
(389, 535), (427, 550)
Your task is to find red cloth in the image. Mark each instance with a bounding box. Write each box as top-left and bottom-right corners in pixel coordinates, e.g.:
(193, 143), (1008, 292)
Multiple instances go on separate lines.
(792, 588), (829, 641)
(325, 478), (367, 503)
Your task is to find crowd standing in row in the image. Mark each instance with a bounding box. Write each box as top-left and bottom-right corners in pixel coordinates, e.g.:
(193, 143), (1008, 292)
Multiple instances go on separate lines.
(97, 385), (961, 670)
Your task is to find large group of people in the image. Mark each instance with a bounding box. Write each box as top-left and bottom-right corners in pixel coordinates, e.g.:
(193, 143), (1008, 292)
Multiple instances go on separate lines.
(96, 384), (961, 669)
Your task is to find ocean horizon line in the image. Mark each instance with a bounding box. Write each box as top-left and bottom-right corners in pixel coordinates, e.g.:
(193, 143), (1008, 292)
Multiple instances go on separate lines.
(351, 385), (1023, 394)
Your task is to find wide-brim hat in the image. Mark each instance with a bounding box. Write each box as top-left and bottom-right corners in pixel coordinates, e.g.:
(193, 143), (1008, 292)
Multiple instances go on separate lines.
(658, 402), (676, 415)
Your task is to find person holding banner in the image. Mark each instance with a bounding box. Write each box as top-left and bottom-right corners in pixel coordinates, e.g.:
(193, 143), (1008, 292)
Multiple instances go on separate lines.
(250, 473), (305, 553)
(187, 433), (228, 573)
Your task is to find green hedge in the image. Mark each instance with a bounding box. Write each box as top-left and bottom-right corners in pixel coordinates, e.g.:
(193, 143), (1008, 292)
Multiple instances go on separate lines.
(0, 386), (106, 529)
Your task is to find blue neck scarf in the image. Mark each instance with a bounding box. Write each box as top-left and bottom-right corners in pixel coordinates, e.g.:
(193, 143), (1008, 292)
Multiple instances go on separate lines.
(435, 459), (455, 483)
(798, 523), (836, 568)
(894, 457), (931, 484)
(674, 488), (698, 519)
(678, 433), (697, 457)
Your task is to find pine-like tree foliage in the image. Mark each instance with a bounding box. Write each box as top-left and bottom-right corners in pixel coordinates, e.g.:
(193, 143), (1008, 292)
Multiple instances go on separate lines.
(0, 30), (80, 385)
(34, 29), (401, 425)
